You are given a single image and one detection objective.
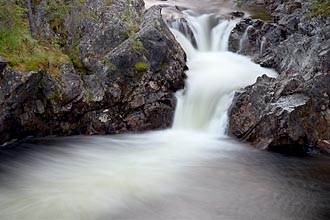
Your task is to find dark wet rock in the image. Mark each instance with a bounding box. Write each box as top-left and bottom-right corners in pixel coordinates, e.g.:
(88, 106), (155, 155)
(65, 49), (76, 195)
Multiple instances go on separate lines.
(229, 73), (330, 153)
(0, 2), (186, 144)
(230, 11), (245, 18)
(0, 57), (7, 73)
(318, 140), (330, 155)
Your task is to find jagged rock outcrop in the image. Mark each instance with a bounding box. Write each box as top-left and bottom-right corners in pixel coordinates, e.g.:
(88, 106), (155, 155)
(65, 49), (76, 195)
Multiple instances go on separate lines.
(228, 18), (286, 57)
(228, 0), (330, 154)
(0, 1), (186, 144)
(256, 14), (330, 78)
(229, 73), (330, 154)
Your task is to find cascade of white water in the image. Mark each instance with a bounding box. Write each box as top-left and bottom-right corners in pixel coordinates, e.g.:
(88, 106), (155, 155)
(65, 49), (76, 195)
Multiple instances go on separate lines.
(260, 36), (267, 54)
(211, 19), (238, 51)
(170, 12), (277, 135)
(238, 25), (253, 53)
(184, 13), (212, 51)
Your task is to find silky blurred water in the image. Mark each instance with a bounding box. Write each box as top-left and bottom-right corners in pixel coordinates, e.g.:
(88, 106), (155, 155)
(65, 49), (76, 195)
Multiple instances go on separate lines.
(0, 133), (330, 220)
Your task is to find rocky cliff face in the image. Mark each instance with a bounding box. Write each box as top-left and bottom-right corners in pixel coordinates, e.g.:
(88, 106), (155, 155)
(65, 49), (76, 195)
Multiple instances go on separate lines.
(0, 0), (186, 144)
(228, 0), (330, 154)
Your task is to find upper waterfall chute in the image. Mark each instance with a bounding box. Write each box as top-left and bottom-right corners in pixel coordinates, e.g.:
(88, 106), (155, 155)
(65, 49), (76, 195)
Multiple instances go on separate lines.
(170, 12), (238, 53)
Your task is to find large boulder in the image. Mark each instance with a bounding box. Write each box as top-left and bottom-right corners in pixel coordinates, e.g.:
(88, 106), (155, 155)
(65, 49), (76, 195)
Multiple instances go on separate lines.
(229, 73), (330, 154)
(0, 2), (186, 144)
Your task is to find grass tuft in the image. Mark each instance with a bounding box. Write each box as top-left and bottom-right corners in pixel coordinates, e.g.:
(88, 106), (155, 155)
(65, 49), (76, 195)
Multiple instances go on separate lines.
(0, 25), (69, 74)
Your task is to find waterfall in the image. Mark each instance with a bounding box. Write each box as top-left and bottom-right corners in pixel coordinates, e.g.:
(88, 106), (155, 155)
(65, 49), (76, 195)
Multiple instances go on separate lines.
(238, 25), (253, 53)
(170, 12), (277, 135)
(260, 36), (267, 54)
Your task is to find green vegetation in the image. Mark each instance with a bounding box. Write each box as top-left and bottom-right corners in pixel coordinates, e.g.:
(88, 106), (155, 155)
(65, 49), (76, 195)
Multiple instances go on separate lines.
(0, 0), (89, 75)
(0, 0), (26, 29)
(45, 0), (87, 42)
(161, 63), (167, 70)
(65, 46), (84, 70)
(246, 6), (273, 21)
(44, 0), (89, 72)
(46, 0), (70, 33)
(0, 30), (69, 75)
(87, 89), (93, 103)
(135, 62), (149, 73)
(49, 91), (63, 104)
(135, 61), (148, 79)
(234, 0), (272, 21)
(131, 40), (144, 54)
(122, 0), (140, 38)
(0, 1), (69, 74)
(310, 0), (330, 17)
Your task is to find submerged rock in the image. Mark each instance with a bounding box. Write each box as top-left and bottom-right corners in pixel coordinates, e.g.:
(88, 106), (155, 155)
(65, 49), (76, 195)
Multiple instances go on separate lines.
(0, 1), (186, 144)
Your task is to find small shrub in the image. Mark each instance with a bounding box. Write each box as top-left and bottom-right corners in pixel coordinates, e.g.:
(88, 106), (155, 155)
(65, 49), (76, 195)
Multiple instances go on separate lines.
(87, 89), (93, 103)
(122, 0), (140, 37)
(123, 32), (130, 39)
(132, 40), (144, 54)
(66, 47), (85, 70)
(49, 92), (62, 104)
(135, 62), (148, 72)
(0, 25), (69, 74)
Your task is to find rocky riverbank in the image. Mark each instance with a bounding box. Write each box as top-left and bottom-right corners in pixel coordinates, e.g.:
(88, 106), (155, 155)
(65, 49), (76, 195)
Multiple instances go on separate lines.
(228, 0), (330, 155)
(0, 0), (186, 145)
